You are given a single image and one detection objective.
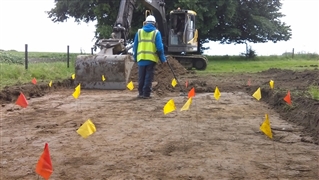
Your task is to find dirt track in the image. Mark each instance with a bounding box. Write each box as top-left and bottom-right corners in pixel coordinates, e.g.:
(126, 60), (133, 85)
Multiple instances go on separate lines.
(0, 61), (318, 179)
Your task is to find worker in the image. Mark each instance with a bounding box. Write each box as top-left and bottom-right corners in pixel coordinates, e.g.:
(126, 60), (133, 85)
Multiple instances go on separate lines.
(175, 16), (185, 43)
(133, 15), (167, 99)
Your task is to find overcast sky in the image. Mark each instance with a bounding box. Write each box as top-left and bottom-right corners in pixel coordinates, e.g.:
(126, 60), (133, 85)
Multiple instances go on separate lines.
(0, 0), (318, 55)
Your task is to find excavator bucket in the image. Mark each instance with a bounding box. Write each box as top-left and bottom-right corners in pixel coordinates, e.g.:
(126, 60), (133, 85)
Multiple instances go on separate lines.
(74, 53), (135, 90)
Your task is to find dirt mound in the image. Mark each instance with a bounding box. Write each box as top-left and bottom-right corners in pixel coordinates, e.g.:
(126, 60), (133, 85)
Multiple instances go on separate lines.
(0, 79), (73, 104)
(129, 56), (194, 96)
(244, 86), (319, 144)
(258, 68), (318, 88)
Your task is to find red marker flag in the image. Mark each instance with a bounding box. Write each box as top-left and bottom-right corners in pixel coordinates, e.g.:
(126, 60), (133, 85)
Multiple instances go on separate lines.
(15, 92), (28, 108)
(188, 87), (195, 98)
(247, 78), (251, 86)
(283, 90), (292, 105)
(32, 78), (37, 85)
(35, 143), (53, 180)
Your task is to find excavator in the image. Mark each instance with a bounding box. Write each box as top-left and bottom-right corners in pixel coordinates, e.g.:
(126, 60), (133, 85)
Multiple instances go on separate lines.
(74, 0), (208, 89)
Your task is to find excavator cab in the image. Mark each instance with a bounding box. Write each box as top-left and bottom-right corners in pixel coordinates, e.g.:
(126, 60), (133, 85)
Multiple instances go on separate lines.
(168, 8), (198, 53)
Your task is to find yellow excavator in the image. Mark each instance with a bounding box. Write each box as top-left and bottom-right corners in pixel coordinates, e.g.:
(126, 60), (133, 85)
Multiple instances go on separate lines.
(74, 0), (208, 89)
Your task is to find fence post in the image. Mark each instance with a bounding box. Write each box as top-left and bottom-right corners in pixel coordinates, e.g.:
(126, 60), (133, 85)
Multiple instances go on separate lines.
(292, 48), (294, 59)
(91, 47), (93, 55)
(67, 45), (70, 68)
(25, 44), (28, 70)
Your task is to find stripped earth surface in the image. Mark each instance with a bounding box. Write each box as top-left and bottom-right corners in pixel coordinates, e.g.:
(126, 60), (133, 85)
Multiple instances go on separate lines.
(0, 58), (318, 179)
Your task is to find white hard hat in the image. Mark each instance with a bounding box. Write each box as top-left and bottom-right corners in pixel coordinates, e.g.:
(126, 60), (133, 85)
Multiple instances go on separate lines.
(145, 15), (156, 23)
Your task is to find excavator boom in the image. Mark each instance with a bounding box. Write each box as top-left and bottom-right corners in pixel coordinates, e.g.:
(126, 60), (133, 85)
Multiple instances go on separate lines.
(74, 0), (137, 90)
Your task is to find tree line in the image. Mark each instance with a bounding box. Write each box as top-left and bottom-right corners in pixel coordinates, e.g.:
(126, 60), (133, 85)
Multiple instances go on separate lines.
(47, 0), (292, 51)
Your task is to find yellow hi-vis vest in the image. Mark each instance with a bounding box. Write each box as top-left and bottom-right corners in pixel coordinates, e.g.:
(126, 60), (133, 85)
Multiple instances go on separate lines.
(136, 29), (159, 63)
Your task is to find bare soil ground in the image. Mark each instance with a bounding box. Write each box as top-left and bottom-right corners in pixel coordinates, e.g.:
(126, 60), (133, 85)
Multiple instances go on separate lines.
(0, 58), (318, 179)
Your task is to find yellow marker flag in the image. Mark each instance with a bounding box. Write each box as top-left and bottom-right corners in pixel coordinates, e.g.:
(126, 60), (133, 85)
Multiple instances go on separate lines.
(48, 80), (52, 87)
(71, 74), (75, 79)
(180, 97), (192, 111)
(269, 80), (274, 89)
(260, 114), (273, 139)
(252, 87), (261, 100)
(72, 84), (81, 99)
(127, 81), (134, 90)
(163, 99), (176, 114)
(77, 119), (96, 138)
(102, 75), (106, 81)
(171, 78), (177, 87)
(214, 86), (221, 100)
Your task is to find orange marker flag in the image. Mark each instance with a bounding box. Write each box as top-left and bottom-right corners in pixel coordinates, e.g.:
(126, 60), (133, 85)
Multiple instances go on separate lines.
(16, 92), (28, 108)
(247, 78), (251, 86)
(283, 90), (292, 105)
(35, 143), (53, 180)
(32, 77), (37, 85)
(188, 87), (195, 98)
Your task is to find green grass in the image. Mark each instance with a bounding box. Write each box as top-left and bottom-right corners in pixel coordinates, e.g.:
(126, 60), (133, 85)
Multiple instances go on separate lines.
(0, 50), (88, 89)
(0, 51), (318, 90)
(309, 85), (319, 100)
(201, 55), (318, 74)
(3, 50), (80, 61)
(0, 62), (75, 89)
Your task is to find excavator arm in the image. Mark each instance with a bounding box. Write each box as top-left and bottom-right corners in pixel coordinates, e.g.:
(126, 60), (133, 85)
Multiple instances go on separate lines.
(95, 0), (168, 55)
(74, 0), (175, 90)
(112, 0), (137, 45)
(140, 0), (168, 48)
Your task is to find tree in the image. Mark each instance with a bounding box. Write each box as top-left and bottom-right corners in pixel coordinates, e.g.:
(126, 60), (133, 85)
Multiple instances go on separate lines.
(47, 0), (291, 51)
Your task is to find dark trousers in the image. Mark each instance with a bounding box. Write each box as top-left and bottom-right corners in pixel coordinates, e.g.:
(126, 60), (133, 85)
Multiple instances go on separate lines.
(138, 63), (155, 97)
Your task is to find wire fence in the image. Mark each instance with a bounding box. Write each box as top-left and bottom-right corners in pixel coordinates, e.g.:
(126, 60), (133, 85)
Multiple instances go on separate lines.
(23, 44), (95, 69)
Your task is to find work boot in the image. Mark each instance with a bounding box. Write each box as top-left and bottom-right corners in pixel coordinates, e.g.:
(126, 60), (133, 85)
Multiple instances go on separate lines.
(137, 95), (144, 99)
(143, 96), (152, 99)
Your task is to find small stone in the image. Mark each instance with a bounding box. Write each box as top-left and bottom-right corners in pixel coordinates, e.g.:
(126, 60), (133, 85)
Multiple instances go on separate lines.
(6, 108), (13, 112)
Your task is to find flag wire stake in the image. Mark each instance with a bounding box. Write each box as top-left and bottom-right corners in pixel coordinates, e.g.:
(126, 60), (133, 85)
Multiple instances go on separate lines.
(194, 97), (202, 147)
(272, 140), (280, 180)
(176, 110), (186, 150)
(23, 107), (27, 147)
(186, 103), (192, 139)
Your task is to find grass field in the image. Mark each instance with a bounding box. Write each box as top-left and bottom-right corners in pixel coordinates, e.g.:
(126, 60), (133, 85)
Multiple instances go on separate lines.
(0, 51), (318, 90)
(203, 55), (318, 73)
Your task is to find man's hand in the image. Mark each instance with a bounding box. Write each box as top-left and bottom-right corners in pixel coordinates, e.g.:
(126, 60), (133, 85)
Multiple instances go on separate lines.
(161, 60), (167, 65)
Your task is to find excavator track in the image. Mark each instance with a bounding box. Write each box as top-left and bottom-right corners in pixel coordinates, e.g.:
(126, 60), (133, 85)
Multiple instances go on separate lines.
(170, 54), (208, 70)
